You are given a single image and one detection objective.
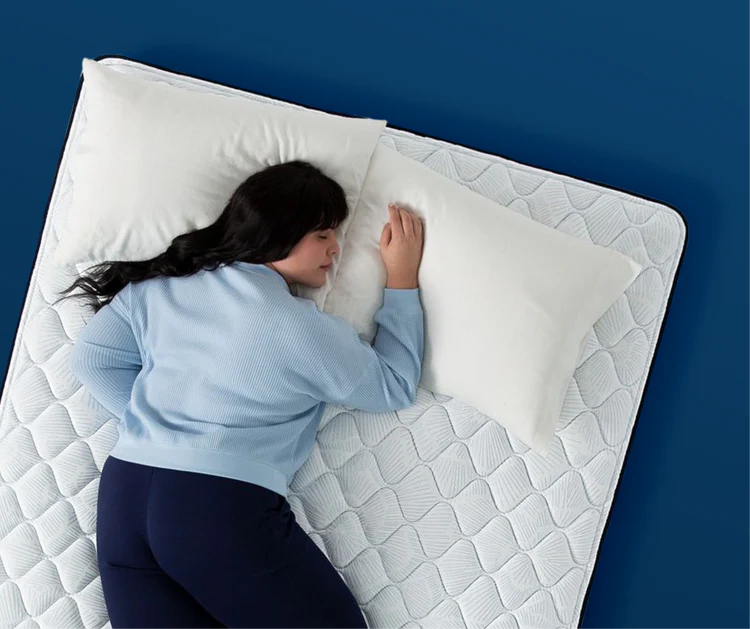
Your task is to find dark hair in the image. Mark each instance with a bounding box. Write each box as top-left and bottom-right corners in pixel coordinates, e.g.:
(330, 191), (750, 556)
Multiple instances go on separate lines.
(59, 160), (348, 313)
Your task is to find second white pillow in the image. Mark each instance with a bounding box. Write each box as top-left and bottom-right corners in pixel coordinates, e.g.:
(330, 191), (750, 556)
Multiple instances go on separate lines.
(324, 145), (642, 454)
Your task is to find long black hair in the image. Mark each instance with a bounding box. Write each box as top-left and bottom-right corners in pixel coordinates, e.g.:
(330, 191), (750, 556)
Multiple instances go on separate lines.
(59, 160), (348, 313)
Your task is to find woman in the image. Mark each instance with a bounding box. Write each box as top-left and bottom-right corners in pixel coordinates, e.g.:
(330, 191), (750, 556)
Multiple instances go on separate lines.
(64, 159), (425, 629)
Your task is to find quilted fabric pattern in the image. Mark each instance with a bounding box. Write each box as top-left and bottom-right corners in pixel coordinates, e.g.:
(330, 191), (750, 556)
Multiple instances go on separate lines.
(0, 57), (685, 629)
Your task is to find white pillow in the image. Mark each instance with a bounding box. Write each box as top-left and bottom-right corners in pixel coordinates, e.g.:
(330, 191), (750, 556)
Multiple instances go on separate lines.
(324, 145), (642, 453)
(57, 58), (386, 307)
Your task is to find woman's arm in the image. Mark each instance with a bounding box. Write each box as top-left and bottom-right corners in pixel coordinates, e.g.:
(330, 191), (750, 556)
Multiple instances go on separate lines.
(300, 204), (424, 413)
(300, 288), (424, 413)
(69, 285), (142, 419)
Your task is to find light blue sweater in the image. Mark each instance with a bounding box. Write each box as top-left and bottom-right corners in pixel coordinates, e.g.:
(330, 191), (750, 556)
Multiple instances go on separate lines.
(69, 262), (424, 497)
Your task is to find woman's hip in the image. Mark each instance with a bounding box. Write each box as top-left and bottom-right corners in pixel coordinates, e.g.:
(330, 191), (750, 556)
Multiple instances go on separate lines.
(98, 457), (303, 572)
(97, 456), (366, 627)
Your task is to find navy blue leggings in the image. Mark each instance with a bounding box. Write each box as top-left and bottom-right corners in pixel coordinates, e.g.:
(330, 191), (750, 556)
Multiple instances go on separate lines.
(96, 455), (368, 628)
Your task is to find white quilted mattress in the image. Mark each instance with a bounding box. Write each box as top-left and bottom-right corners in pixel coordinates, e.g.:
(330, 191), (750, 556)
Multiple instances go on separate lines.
(0, 56), (686, 629)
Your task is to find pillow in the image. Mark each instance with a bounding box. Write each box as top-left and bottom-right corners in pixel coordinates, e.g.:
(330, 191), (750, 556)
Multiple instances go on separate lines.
(323, 145), (642, 454)
(57, 58), (387, 307)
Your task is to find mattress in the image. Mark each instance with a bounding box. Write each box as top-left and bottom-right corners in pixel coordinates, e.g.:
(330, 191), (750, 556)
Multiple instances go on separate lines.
(0, 55), (686, 629)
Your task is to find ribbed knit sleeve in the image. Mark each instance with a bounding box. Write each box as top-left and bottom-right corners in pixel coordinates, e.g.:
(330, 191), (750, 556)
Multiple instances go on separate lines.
(69, 284), (142, 419)
(297, 288), (424, 412)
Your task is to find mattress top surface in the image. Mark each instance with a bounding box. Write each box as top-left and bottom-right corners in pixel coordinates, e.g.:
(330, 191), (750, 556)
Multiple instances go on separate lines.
(0, 56), (686, 629)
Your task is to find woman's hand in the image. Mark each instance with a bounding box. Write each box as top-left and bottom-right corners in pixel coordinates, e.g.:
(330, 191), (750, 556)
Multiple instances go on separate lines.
(380, 204), (424, 289)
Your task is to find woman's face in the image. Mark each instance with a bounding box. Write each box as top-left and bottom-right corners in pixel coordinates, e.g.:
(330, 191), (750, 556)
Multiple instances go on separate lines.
(267, 228), (341, 288)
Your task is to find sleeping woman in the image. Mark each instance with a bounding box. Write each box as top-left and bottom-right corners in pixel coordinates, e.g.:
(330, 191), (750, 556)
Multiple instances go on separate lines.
(64, 159), (425, 628)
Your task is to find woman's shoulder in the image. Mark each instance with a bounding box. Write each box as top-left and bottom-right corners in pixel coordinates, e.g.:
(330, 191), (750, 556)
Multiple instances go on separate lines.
(286, 296), (359, 340)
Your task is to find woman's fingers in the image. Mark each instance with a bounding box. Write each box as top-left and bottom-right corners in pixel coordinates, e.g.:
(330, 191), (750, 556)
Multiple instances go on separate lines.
(401, 207), (414, 237)
(390, 203), (424, 240)
(414, 213), (423, 240)
(410, 211), (422, 236)
(380, 221), (392, 248)
(388, 204), (404, 238)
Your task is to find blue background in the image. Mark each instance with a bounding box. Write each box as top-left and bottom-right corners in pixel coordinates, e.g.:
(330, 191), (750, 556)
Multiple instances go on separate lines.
(2, 1), (748, 627)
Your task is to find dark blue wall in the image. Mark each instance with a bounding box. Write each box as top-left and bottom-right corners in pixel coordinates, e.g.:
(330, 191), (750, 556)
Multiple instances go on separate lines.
(2, 1), (747, 626)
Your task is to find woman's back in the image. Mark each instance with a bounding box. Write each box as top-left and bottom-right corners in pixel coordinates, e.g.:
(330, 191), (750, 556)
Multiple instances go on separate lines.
(70, 260), (424, 498)
(131, 262), (320, 420)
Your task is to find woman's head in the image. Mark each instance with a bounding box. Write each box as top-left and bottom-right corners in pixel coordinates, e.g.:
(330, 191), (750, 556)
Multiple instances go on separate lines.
(266, 225), (340, 288)
(214, 160), (344, 287)
(60, 160), (348, 312)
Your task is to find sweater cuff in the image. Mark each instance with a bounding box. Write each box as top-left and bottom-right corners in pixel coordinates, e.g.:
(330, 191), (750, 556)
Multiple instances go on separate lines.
(382, 288), (423, 312)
